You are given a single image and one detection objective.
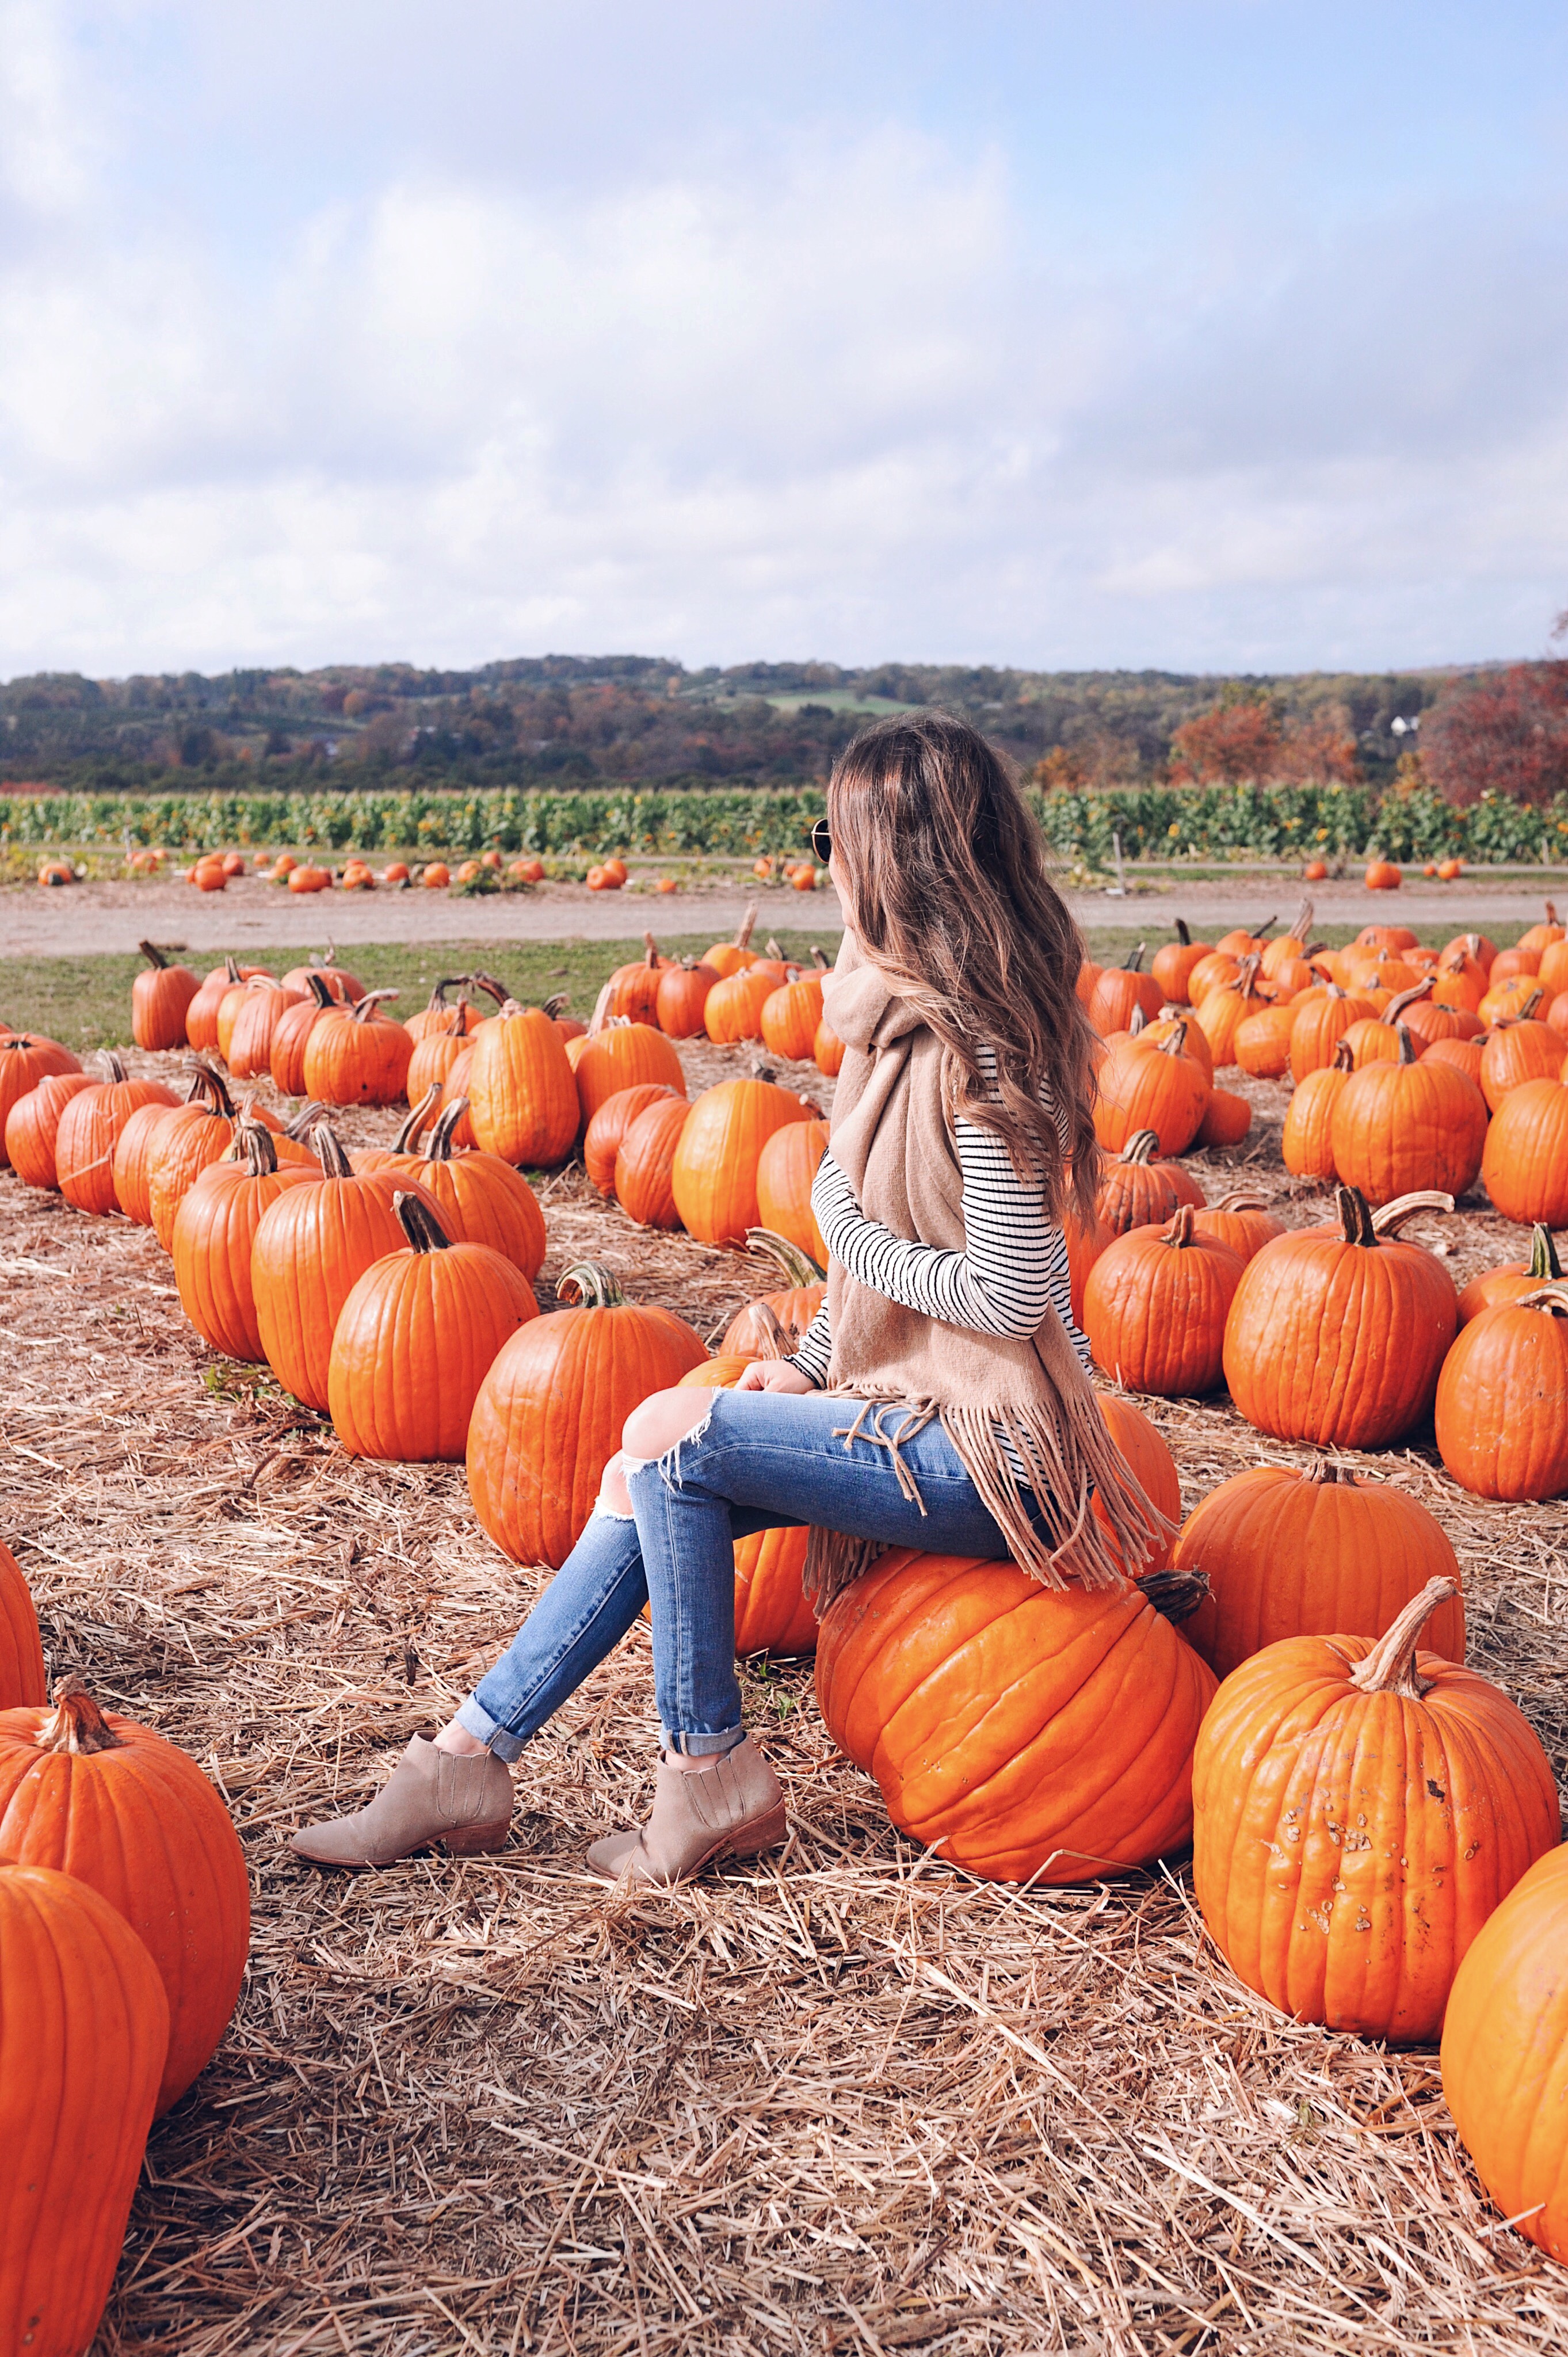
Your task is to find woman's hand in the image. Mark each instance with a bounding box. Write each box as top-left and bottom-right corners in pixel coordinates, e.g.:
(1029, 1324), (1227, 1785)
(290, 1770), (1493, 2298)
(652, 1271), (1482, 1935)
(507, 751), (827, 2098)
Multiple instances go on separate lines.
(736, 1359), (816, 1394)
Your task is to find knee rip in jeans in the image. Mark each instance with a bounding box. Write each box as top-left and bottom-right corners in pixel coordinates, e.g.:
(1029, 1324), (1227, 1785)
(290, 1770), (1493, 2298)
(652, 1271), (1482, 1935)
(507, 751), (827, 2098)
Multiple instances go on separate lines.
(590, 1450), (635, 1523)
(622, 1397), (718, 1495)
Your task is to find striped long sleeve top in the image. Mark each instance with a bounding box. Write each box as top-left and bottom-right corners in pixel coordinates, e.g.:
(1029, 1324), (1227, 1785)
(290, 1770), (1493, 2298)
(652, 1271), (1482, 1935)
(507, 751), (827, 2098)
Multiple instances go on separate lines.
(787, 1047), (1091, 1385)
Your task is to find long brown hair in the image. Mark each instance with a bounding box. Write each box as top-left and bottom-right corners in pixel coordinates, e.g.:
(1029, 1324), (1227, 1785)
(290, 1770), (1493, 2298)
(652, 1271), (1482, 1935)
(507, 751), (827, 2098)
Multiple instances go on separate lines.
(828, 711), (1100, 1224)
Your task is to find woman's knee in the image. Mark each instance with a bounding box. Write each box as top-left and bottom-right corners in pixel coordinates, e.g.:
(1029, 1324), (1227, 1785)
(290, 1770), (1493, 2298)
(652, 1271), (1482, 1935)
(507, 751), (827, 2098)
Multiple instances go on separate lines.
(621, 1387), (714, 1464)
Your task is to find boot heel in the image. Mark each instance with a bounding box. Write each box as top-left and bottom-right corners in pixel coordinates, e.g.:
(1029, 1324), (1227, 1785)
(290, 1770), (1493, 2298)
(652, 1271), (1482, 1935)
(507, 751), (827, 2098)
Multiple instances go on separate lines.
(441, 1818), (512, 1856)
(722, 1804), (789, 1860)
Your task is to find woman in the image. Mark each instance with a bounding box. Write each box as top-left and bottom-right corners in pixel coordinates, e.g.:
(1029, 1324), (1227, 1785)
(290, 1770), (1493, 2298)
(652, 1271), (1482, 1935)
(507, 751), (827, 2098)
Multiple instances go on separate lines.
(292, 712), (1158, 1883)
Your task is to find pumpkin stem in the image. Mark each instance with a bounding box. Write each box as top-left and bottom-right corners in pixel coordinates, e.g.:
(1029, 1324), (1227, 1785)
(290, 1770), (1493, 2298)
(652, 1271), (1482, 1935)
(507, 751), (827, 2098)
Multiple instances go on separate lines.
(1162, 1204), (1198, 1246)
(138, 939), (171, 969)
(558, 1261), (626, 1309)
(1289, 896), (1313, 942)
(1330, 1038), (1355, 1073)
(351, 989), (399, 1024)
(745, 1302), (793, 1360)
(1394, 1023), (1417, 1066)
(1248, 912), (1277, 941)
(235, 1119), (279, 1176)
(1124, 941), (1147, 973)
(1347, 1576), (1459, 1699)
(1120, 1131), (1161, 1167)
(1528, 1226), (1564, 1282)
(1135, 1564), (1208, 1623)
(1210, 1189), (1268, 1212)
(540, 993), (570, 1020)
(587, 979), (616, 1036)
(393, 1082), (443, 1152)
(224, 956), (242, 983)
(764, 936), (785, 962)
(425, 975), (470, 1010)
(1369, 1190), (1455, 1236)
(37, 1678), (123, 1755)
(426, 1099), (468, 1162)
(470, 972), (511, 1009)
(734, 902), (758, 952)
(97, 1050), (128, 1082)
(1155, 1019), (1185, 1057)
(745, 1228), (827, 1284)
(1174, 918), (1191, 946)
(284, 1100), (328, 1142)
(1506, 988), (1546, 1024)
(1303, 1454), (1355, 1486)
(184, 1059), (235, 1117)
(314, 1123), (354, 1179)
(393, 1189), (453, 1253)
(1335, 1185), (1378, 1246)
(1382, 979), (1435, 1024)
(810, 944), (831, 971)
(1509, 1284), (1568, 1317)
(304, 972), (337, 1009)
(642, 931), (661, 969)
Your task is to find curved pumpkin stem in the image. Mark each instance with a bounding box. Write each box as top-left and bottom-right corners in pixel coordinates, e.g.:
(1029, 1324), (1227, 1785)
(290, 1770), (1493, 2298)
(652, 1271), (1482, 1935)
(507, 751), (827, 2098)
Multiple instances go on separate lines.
(1348, 1576), (1460, 1699)
(138, 938), (173, 969)
(284, 1100), (329, 1142)
(1370, 1190), (1455, 1235)
(641, 931), (661, 970)
(184, 1059), (236, 1117)
(558, 1262), (625, 1309)
(540, 993), (570, 1020)
(810, 944), (831, 971)
(1174, 918), (1192, 947)
(97, 1050), (128, 1082)
(393, 1189), (453, 1253)
(1335, 1187), (1378, 1246)
(1123, 941), (1147, 974)
(1394, 1023), (1418, 1066)
(1136, 1563), (1208, 1623)
(314, 1123), (354, 1180)
(1303, 1454), (1356, 1486)
(470, 972), (512, 1010)
(734, 902), (758, 952)
(1502, 989), (1546, 1025)
(1330, 1038), (1355, 1073)
(744, 1229), (827, 1284)
(1509, 1283), (1568, 1318)
(1162, 1204), (1199, 1246)
(745, 1302), (793, 1360)
(393, 1082), (444, 1153)
(224, 956), (243, 983)
(303, 972), (338, 1010)
(587, 981), (616, 1036)
(1247, 911), (1277, 940)
(350, 989), (399, 1024)
(1527, 1225), (1565, 1282)
(37, 1678), (123, 1755)
(1381, 979), (1435, 1025)
(1210, 1189), (1269, 1212)
(1153, 1019), (1186, 1057)
(425, 1099), (470, 1162)
(232, 1119), (279, 1176)
(1120, 1131), (1161, 1168)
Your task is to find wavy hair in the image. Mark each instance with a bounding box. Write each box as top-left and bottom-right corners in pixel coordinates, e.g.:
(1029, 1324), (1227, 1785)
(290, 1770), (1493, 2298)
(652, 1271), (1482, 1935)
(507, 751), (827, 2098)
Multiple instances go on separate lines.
(827, 710), (1100, 1225)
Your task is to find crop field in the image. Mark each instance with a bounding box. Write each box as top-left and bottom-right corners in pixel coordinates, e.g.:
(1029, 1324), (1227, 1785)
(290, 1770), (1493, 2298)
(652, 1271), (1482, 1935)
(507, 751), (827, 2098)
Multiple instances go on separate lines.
(1, 910), (1566, 2356)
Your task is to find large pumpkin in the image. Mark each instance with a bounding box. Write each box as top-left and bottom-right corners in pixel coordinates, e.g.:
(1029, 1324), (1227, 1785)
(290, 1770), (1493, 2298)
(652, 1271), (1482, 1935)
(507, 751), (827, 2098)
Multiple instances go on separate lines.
(704, 968), (776, 1044)
(1222, 1187), (1457, 1448)
(1086, 945), (1164, 1038)
(615, 1095), (693, 1230)
(172, 1120), (321, 1360)
(573, 1020), (686, 1129)
(328, 1193), (538, 1461)
(403, 1100), (548, 1277)
(3, 1070), (93, 1191)
(754, 1116), (829, 1261)
(1092, 1025), (1210, 1156)
(655, 959), (719, 1039)
(1434, 1283), (1568, 1501)
(53, 1054), (180, 1216)
(0, 1680), (249, 2115)
(1094, 1129), (1206, 1238)
(1327, 1028), (1488, 1204)
(1441, 1844), (1568, 2263)
(672, 1074), (819, 1246)
(720, 1231), (828, 1352)
(0, 1037), (84, 1165)
(1083, 1206), (1242, 1395)
(1192, 1579), (1559, 2042)
(1481, 1077), (1568, 1227)
(227, 976), (307, 1081)
(814, 1550), (1218, 1883)
(466, 998), (579, 1166)
(268, 972), (339, 1096)
(1174, 1458), (1465, 1681)
(467, 1263), (708, 1566)
(131, 937), (200, 1050)
(0, 1542), (45, 1710)
(251, 1126), (442, 1411)
(583, 1082), (679, 1194)
(302, 989), (414, 1107)
(0, 1859), (168, 2357)
(146, 1062), (249, 1249)
(1281, 1042), (1352, 1180)
(1150, 919), (1213, 1004)
(404, 1006), (473, 1109)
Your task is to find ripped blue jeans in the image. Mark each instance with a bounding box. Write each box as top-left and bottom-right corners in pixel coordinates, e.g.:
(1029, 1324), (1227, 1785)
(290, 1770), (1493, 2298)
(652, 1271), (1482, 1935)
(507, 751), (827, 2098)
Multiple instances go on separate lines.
(457, 1388), (1023, 1759)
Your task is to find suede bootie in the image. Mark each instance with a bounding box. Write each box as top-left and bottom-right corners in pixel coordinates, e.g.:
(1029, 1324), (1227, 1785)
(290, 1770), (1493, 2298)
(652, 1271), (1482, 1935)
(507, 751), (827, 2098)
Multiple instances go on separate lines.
(291, 1736), (513, 1867)
(586, 1736), (786, 1887)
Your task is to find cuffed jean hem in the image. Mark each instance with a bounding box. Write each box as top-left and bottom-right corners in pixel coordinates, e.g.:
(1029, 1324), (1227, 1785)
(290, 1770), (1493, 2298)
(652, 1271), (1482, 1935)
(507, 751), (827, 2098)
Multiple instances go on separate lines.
(662, 1724), (746, 1757)
(455, 1695), (528, 1763)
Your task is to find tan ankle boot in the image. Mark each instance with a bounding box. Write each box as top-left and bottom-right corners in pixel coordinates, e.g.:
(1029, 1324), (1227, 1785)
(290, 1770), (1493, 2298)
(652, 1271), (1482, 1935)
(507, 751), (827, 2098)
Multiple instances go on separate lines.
(291, 1736), (513, 1867)
(586, 1735), (786, 1887)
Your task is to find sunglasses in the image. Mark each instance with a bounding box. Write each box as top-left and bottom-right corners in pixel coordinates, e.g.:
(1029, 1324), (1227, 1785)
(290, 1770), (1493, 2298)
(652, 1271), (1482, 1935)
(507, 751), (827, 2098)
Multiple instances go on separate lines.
(810, 817), (832, 863)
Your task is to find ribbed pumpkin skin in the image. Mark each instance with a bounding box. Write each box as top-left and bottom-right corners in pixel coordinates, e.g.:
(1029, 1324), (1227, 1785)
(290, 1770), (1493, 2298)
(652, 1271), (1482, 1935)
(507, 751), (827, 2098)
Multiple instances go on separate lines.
(1288, 991), (1376, 1083)
(1328, 1055), (1487, 1204)
(672, 1079), (818, 1246)
(467, 1297), (707, 1566)
(1281, 1063), (1348, 1179)
(1151, 935), (1212, 1002)
(405, 1015), (470, 1109)
(1192, 1620), (1560, 2041)
(655, 963), (718, 1038)
(252, 1166), (439, 1411)
(1194, 1088), (1252, 1147)
(704, 969), (775, 1043)
(1094, 1137), (1206, 1238)
(467, 1006), (579, 1166)
(1480, 1020), (1562, 1112)
(573, 1024), (686, 1128)
(1093, 1036), (1210, 1155)
(1435, 1298), (1568, 1501)
(0, 1861), (168, 2357)
(1175, 1464), (1464, 1680)
(0, 1692), (249, 2114)
(327, 1235), (538, 1460)
(734, 1525), (818, 1653)
(411, 1147), (548, 1278)
(269, 991), (333, 1096)
(55, 1072), (180, 1215)
(227, 982), (304, 1081)
(148, 1105), (239, 1249)
(131, 950), (200, 1049)
(0, 1542), (46, 1709)
(814, 1551), (1217, 1884)
(1191, 1196), (1285, 1264)
(4, 1071), (94, 1190)
(172, 1152), (321, 1360)
(615, 1096), (693, 1229)
(0, 1036), (83, 1163)
(1441, 1846), (1568, 2263)
(1222, 1215), (1457, 1448)
(1481, 1078), (1568, 1226)
(814, 1016), (846, 1075)
(1093, 1393), (1180, 1580)
(1087, 964), (1164, 1037)
(584, 1084), (676, 1193)
(303, 1007), (414, 1108)
(759, 974), (825, 1063)
(1084, 1215), (1242, 1395)
(754, 1118), (829, 1261)
(1233, 1004), (1298, 1080)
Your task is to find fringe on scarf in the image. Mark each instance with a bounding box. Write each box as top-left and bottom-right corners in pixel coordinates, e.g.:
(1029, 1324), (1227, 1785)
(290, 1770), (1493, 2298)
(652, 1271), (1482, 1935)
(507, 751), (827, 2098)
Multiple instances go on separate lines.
(803, 1387), (1170, 1615)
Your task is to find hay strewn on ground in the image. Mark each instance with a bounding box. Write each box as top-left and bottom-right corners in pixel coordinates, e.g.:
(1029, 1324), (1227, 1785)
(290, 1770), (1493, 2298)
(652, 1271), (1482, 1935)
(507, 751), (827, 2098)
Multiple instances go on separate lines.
(1, 1036), (1565, 2357)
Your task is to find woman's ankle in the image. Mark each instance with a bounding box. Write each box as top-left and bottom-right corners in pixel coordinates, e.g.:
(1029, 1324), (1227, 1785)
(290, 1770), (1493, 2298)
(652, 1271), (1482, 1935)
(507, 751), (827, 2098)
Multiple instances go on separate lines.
(433, 1719), (487, 1757)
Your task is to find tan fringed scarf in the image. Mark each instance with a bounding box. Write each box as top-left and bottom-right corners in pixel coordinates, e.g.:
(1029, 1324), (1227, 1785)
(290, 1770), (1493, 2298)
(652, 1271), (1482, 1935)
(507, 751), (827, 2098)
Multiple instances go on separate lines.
(803, 940), (1165, 1613)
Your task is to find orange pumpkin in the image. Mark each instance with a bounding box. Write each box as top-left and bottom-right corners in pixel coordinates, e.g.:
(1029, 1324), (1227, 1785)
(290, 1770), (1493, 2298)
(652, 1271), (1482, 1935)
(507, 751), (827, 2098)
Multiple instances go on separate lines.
(467, 999), (579, 1166)
(1174, 1458), (1464, 1682)
(615, 1095), (694, 1229)
(1092, 1024), (1211, 1155)
(754, 1118), (829, 1261)
(302, 990), (414, 1107)
(573, 1020), (686, 1130)
(54, 1054), (180, 1217)
(606, 933), (672, 1024)
(1479, 1010), (1562, 1111)
(227, 976), (307, 1081)
(1094, 1129), (1206, 1238)
(0, 1033), (83, 1164)
(655, 960), (719, 1038)
(1193, 1087), (1252, 1147)
(814, 1014), (846, 1076)
(704, 967), (776, 1044)
(1086, 945), (1164, 1036)
(401, 1100), (548, 1277)
(1435, 1283), (1568, 1500)
(1193, 1578), (1558, 2042)
(720, 1231), (828, 1352)
(814, 1549), (1217, 1883)
(1084, 1206), (1243, 1395)
(173, 1121), (322, 1359)
(672, 1075), (819, 1245)
(0, 1680), (249, 2114)
(1329, 1028), (1488, 1204)
(0, 1542), (45, 1710)
(1150, 920), (1214, 1004)
(702, 906), (760, 979)
(1481, 1077), (1568, 1227)
(1457, 1225), (1563, 1324)
(4, 1071), (94, 1191)
(583, 1082), (679, 1195)
(1281, 1040), (1353, 1180)
(1191, 1189), (1285, 1263)
(760, 968), (827, 1063)
(131, 938), (200, 1049)
(467, 1264), (707, 1567)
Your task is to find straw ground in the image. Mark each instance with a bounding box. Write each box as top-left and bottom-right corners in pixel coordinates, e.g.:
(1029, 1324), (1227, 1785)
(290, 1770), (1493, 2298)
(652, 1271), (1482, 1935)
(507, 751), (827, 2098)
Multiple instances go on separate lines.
(0, 1037), (1565, 2356)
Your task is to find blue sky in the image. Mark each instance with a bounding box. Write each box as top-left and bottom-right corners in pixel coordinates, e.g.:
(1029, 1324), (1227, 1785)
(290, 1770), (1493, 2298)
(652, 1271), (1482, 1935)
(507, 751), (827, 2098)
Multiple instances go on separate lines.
(3, 1), (1567, 676)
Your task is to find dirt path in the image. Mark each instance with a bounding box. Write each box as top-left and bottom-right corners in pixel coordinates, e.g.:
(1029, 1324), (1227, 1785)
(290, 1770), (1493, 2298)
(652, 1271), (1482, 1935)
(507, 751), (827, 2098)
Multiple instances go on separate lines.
(5, 869), (1565, 956)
